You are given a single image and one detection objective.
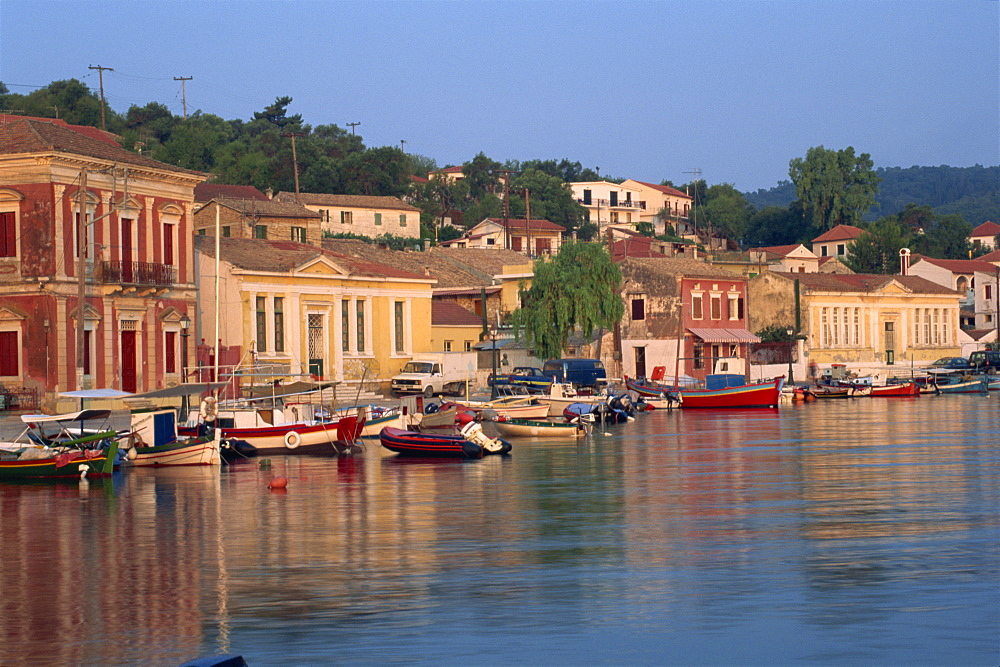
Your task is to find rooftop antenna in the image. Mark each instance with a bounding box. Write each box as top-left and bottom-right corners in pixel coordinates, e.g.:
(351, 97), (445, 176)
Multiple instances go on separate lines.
(683, 168), (702, 243)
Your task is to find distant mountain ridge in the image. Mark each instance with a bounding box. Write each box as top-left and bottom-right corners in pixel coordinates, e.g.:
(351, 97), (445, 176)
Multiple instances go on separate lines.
(744, 165), (1000, 224)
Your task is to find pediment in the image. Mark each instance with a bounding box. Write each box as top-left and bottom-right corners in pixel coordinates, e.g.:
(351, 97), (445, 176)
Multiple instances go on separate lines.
(297, 255), (349, 276)
(0, 305), (27, 321)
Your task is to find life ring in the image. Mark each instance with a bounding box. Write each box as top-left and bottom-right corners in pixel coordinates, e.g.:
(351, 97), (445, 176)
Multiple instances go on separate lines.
(284, 430), (301, 449)
(200, 396), (219, 422)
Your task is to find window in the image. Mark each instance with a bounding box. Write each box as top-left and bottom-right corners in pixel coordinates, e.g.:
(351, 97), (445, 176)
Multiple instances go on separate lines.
(253, 225), (268, 240)
(74, 212), (94, 258)
(255, 297), (267, 352)
(444, 340), (453, 352)
(820, 245), (828, 257)
(399, 214), (407, 227)
(691, 294), (703, 319)
(582, 189), (592, 205)
(163, 223), (175, 265)
(486, 237), (495, 246)
(837, 244), (846, 255)
(274, 297), (284, 353)
(0, 331), (18, 376)
(197, 229), (207, 236)
(987, 285), (993, 300)
(341, 211), (352, 225)
(83, 329), (92, 376)
(728, 295), (740, 320)
(832, 308), (839, 345)
(221, 226), (231, 237)
(394, 302), (405, 353)
(821, 308), (829, 347)
(464, 341), (472, 351)
(375, 213), (382, 226)
(0, 212), (16, 257)
(356, 300), (365, 352)
(342, 300), (350, 352)
(631, 298), (645, 321)
(710, 295), (722, 320)
(693, 344), (704, 370)
(165, 331), (177, 374)
(853, 309), (860, 346)
(290, 227), (306, 243)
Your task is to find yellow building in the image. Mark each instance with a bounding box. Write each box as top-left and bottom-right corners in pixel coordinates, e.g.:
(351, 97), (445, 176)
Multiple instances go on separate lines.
(431, 300), (483, 352)
(749, 271), (961, 368)
(194, 237), (435, 391)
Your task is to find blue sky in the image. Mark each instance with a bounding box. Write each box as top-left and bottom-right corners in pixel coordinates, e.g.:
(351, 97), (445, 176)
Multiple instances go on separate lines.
(1, 0), (997, 192)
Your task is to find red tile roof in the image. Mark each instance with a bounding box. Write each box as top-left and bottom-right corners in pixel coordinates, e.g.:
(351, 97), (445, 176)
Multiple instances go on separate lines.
(612, 236), (667, 261)
(772, 271), (958, 295)
(431, 300), (483, 326)
(196, 236), (431, 281)
(629, 180), (691, 199)
(485, 218), (565, 232)
(0, 117), (204, 176)
(811, 224), (865, 244)
(275, 191), (419, 212)
(0, 114), (120, 146)
(206, 198), (320, 218)
(195, 183), (269, 202)
(977, 249), (1000, 262)
(915, 257), (998, 274)
(971, 221), (1000, 237)
(621, 256), (739, 280)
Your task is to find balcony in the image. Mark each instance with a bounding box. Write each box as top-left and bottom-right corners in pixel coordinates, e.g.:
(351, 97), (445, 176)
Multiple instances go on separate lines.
(577, 198), (646, 210)
(98, 260), (176, 286)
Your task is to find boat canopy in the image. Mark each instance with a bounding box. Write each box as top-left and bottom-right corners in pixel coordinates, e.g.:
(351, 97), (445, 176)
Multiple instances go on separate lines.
(242, 380), (338, 400)
(20, 409), (112, 424)
(59, 388), (134, 399)
(687, 328), (761, 344)
(127, 382), (229, 399)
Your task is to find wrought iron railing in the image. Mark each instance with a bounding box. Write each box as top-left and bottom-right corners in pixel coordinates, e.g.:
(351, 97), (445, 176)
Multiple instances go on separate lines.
(98, 260), (176, 286)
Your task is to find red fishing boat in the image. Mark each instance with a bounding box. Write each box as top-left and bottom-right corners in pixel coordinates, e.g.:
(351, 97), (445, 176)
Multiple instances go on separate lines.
(678, 376), (784, 409)
(856, 381), (919, 397)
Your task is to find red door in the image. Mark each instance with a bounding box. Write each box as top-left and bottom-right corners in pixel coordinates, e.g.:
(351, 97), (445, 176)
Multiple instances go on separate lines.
(121, 330), (137, 392)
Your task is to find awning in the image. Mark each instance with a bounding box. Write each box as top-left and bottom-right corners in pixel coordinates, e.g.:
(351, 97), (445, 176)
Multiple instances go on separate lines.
(126, 382), (229, 399)
(687, 327), (761, 344)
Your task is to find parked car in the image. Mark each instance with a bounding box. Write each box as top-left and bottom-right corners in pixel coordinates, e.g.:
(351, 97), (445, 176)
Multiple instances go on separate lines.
(541, 358), (607, 390)
(487, 367), (552, 393)
(967, 350), (1000, 373)
(928, 356), (973, 370)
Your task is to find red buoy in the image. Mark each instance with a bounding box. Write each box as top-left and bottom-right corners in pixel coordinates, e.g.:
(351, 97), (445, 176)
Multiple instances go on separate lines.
(268, 476), (288, 490)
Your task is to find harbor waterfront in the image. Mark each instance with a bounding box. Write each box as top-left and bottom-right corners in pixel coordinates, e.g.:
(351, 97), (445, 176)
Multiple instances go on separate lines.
(0, 395), (996, 665)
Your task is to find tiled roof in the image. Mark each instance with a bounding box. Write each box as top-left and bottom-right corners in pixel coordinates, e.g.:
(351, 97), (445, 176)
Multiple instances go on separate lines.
(430, 166), (464, 174)
(977, 249), (1000, 262)
(0, 117), (204, 176)
(321, 238), (489, 288)
(612, 236), (667, 260)
(811, 224), (865, 243)
(970, 221), (1000, 237)
(750, 244), (808, 258)
(274, 191), (419, 212)
(914, 257), (998, 274)
(208, 198), (320, 218)
(0, 115), (121, 146)
(195, 236), (431, 281)
(431, 300), (483, 326)
(483, 218), (565, 232)
(195, 183), (269, 202)
(621, 256), (737, 280)
(772, 271), (958, 295)
(628, 180), (691, 199)
(430, 247), (534, 276)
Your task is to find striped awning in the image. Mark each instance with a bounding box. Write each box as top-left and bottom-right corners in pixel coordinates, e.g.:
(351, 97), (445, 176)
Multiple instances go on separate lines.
(687, 327), (761, 344)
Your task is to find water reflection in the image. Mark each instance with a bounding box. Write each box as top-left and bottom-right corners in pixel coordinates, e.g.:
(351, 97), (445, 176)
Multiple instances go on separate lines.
(0, 395), (995, 664)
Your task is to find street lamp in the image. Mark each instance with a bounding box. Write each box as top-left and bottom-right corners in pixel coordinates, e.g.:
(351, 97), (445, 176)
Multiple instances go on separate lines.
(490, 326), (499, 400)
(180, 313), (191, 416)
(786, 327), (795, 386)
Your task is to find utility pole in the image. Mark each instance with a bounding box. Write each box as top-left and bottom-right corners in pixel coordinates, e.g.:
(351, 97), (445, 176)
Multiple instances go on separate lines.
(347, 122), (360, 135)
(400, 140), (406, 152)
(524, 188), (531, 256)
(492, 169), (518, 250)
(683, 168), (702, 244)
(281, 131), (307, 200)
(174, 76), (193, 119)
(88, 65), (113, 131)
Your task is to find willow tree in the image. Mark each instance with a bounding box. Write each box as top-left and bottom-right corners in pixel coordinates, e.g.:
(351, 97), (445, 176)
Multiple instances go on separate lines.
(512, 241), (624, 361)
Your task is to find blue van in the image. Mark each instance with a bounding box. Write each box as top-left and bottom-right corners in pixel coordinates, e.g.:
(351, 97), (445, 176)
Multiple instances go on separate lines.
(542, 358), (607, 389)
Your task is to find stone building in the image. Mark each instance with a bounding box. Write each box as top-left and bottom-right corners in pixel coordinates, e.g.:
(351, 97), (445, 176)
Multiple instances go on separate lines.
(193, 198), (322, 246)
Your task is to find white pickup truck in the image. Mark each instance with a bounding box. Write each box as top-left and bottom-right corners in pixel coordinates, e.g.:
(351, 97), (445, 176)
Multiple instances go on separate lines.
(390, 351), (477, 398)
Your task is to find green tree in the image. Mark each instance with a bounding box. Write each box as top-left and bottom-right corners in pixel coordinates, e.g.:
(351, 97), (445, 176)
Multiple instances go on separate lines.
(844, 217), (911, 274)
(743, 203), (811, 247)
(911, 214), (973, 259)
(512, 242), (624, 360)
(789, 146), (881, 232)
(462, 152), (502, 202)
(508, 168), (586, 235)
(701, 183), (753, 242)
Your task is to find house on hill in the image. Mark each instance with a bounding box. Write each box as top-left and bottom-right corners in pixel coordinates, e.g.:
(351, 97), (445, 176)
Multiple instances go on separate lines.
(0, 116), (207, 406)
(748, 244), (820, 273)
(569, 181), (646, 231)
(439, 217), (564, 256)
(274, 191), (421, 240)
(970, 221), (1000, 250)
(811, 224), (865, 259)
(908, 256), (1000, 330)
(194, 198), (322, 246)
(620, 179), (693, 235)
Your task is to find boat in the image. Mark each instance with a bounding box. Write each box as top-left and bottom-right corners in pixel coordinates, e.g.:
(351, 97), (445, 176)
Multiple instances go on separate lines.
(466, 401), (550, 420)
(678, 376), (784, 409)
(126, 405), (222, 466)
(490, 416), (589, 439)
(562, 401), (632, 423)
(0, 410), (120, 480)
(811, 386), (851, 399)
(854, 381), (919, 397)
(538, 383), (610, 417)
(380, 418), (512, 458)
(358, 407), (408, 438)
(935, 376), (989, 394)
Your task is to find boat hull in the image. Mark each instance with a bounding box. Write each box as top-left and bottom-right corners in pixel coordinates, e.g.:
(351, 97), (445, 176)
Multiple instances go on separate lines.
(859, 382), (919, 397)
(380, 426), (484, 458)
(679, 378), (783, 409)
(0, 434), (119, 480)
(130, 435), (221, 466)
(218, 417), (363, 456)
(491, 418), (585, 439)
(936, 378), (988, 394)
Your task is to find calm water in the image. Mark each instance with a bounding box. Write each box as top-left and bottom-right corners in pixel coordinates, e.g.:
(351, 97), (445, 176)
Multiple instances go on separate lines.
(0, 395), (997, 665)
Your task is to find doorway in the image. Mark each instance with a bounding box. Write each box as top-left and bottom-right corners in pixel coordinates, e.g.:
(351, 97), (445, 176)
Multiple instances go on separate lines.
(634, 346), (646, 379)
(121, 329), (137, 392)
